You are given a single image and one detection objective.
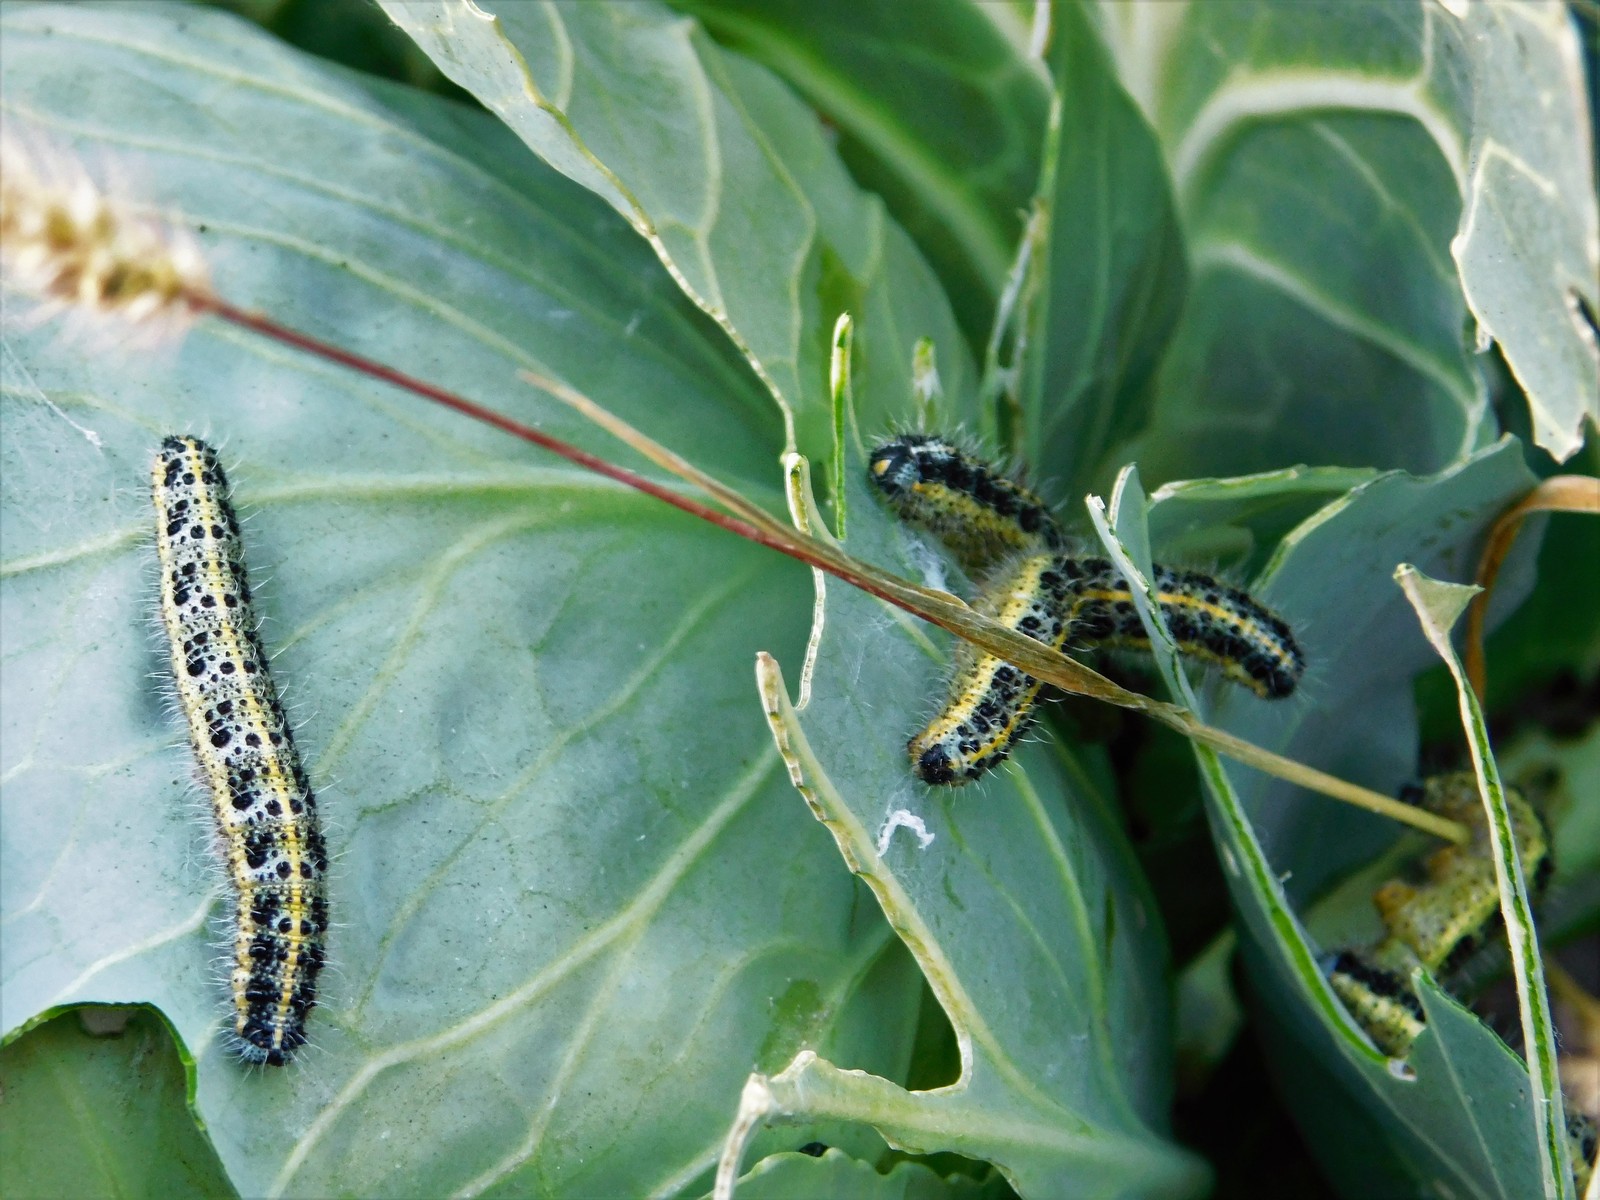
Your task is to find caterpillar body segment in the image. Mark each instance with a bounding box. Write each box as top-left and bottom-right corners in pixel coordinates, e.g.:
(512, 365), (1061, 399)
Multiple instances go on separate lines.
(1571, 1115), (1597, 1194)
(1326, 949), (1427, 1058)
(1051, 557), (1304, 701)
(867, 434), (1064, 580)
(1372, 776), (1552, 977)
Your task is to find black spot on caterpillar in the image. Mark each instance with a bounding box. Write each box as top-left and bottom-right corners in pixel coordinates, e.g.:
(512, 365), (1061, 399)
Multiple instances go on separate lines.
(152, 435), (326, 1066)
(867, 435), (1304, 785)
(1570, 1113), (1598, 1195)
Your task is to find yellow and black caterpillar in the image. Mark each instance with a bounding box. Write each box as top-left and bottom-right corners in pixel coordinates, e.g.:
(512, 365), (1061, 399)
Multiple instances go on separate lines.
(1326, 773), (1551, 1057)
(153, 436), (327, 1065)
(869, 435), (1304, 785)
(1325, 773), (1593, 1188)
(868, 433), (1065, 580)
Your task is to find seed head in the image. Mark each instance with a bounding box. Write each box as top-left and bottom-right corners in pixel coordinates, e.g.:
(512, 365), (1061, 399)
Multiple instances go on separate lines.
(1, 134), (210, 335)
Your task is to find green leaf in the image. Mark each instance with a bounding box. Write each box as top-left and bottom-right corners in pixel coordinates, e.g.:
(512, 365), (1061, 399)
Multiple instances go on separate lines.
(1013, 0), (1186, 496)
(713, 464), (1207, 1200)
(0, 1007), (235, 1200)
(1447, 2), (1600, 462)
(668, 0), (1050, 350)
(1144, 465), (1378, 577)
(380, 0), (978, 460)
(1394, 564), (1571, 1198)
(1089, 443), (1570, 1199)
(0, 6), (925, 1195)
(723, 1147), (1001, 1200)
(1498, 721), (1600, 944)
(1103, 0), (1546, 483)
(1143, 442), (1540, 901)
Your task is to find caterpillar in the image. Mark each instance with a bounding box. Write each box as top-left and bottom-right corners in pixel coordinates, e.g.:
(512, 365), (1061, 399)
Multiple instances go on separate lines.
(908, 553), (1304, 784)
(1325, 774), (1593, 1190)
(908, 552), (1075, 785)
(152, 435), (327, 1066)
(1326, 773), (1551, 1058)
(868, 436), (1304, 786)
(868, 433), (1064, 580)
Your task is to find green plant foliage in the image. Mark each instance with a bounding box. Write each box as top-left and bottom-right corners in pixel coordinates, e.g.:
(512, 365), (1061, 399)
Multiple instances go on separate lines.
(667, 0), (1050, 351)
(382, 0), (979, 461)
(0, 1008), (235, 1199)
(1102, 0), (1598, 483)
(0, 7), (915, 1195)
(732, 460), (1205, 1198)
(1087, 454), (1573, 1200)
(2, 2), (1595, 1198)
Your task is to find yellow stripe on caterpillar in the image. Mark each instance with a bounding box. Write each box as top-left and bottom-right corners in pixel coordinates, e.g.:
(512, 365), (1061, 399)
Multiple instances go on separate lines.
(153, 435), (327, 1066)
(1058, 557), (1303, 700)
(909, 554), (1304, 785)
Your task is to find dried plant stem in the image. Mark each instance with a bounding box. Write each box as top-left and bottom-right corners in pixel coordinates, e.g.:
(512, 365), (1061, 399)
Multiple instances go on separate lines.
(182, 300), (1462, 844)
(1464, 475), (1600, 702)
(0, 133), (1460, 839)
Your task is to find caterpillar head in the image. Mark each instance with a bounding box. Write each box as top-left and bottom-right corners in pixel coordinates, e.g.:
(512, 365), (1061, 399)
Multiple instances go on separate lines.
(868, 433), (945, 499)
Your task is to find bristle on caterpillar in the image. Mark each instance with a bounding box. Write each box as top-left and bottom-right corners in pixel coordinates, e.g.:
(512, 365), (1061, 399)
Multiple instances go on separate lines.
(908, 554), (1304, 785)
(152, 436), (326, 1066)
(868, 435), (1303, 785)
(868, 434), (1064, 579)
(1327, 774), (1551, 1059)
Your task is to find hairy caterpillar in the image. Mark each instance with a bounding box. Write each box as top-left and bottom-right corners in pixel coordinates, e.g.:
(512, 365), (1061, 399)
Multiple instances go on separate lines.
(868, 436), (1304, 785)
(868, 434), (1065, 579)
(1325, 774), (1593, 1189)
(1326, 773), (1551, 1057)
(908, 552), (1075, 785)
(907, 553), (1304, 784)
(152, 436), (327, 1065)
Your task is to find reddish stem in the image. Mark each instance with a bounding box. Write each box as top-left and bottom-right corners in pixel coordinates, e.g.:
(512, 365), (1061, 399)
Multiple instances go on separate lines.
(193, 295), (909, 610)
